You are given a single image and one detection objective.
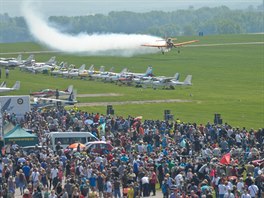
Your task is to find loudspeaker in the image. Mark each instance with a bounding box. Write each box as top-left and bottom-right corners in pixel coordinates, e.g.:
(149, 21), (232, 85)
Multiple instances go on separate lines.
(107, 105), (114, 115)
(214, 114), (222, 124)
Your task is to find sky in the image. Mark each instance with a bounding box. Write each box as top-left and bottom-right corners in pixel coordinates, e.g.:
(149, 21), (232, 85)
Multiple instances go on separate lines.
(0, 0), (263, 17)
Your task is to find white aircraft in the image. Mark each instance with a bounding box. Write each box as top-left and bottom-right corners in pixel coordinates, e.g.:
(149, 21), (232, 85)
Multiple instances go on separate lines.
(152, 75), (192, 89)
(124, 66), (153, 78)
(104, 68), (128, 82)
(79, 65), (94, 78)
(31, 90), (78, 108)
(62, 64), (86, 78)
(90, 67), (115, 80)
(133, 73), (180, 87)
(26, 56), (57, 73)
(0, 55), (22, 67)
(0, 81), (20, 93)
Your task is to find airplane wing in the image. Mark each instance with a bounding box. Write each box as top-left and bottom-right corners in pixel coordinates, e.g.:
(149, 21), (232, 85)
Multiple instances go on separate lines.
(141, 43), (167, 48)
(173, 40), (199, 47)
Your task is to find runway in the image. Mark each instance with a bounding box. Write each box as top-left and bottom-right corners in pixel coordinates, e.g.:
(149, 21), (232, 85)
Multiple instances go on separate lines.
(0, 41), (263, 55)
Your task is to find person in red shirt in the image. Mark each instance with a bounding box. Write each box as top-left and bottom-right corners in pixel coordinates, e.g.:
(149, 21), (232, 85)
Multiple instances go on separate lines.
(149, 167), (157, 196)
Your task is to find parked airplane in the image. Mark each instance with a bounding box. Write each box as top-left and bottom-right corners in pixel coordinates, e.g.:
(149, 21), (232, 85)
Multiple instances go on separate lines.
(0, 81), (20, 93)
(124, 66), (153, 78)
(30, 85), (73, 98)
(62, 64), (86, 78)
(133, 73), (180, 87)
(0, 55), (22, 67)
(104, 68), (128, 82)
(141, 38), (199, 54)
(79, 65), (94, 78)
(31, 90), (77, 108)
(20, 56), (56, 72)
(152, 75), (192, 89)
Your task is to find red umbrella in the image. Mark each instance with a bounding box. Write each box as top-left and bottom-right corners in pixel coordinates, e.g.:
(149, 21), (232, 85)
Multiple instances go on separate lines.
(220, 153), (231, 165)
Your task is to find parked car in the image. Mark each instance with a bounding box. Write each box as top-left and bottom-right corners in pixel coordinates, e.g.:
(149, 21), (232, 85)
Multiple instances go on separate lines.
(21, 145), (51, 156)
(85, 141), (114, 155)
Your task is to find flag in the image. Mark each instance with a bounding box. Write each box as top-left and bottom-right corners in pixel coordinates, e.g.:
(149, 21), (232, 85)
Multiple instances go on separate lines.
(220, 153), (231, 165)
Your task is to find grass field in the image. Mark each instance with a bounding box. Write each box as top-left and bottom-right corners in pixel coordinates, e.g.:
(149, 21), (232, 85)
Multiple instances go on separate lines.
(0, 34), (263, 129)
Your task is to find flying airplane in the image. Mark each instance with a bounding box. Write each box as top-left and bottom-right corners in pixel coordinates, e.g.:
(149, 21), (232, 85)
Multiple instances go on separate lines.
(0, 81), (20, 93)
(31, 90), (78, 108)
(30, 85), (73, 98)
(141, 38), (199, 54)
(152, 75), (192, 89)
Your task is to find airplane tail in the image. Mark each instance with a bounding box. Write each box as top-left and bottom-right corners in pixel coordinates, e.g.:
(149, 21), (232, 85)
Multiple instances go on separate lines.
(174, 73), (180, 81)
(68, 90), (77, 102)
(88, 65), (94, 72)
(183, 75), (192, 85)
(78, 64), (86, 71)
(145, 66), (153, 76)
(120, 68), (128, 74)
(0, 81), (6, 87)
(109, 67), (114, 72)
(66, 85), (73, 93)
(46, 56), (56, 65)
(99, 66), (105, 73)
(12, 81), (20, 90)
(24, 54), (34, 65)
(16, 54), (22, 62)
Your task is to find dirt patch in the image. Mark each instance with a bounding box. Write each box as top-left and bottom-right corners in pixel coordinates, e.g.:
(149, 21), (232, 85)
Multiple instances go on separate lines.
(76, 99), (193, 107)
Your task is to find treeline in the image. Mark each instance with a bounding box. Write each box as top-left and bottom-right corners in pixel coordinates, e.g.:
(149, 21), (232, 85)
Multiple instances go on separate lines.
(0, 6), (263, 43)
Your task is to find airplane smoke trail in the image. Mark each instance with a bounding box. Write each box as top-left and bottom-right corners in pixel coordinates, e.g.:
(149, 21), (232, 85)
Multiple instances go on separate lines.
(21, 0), (161, 57)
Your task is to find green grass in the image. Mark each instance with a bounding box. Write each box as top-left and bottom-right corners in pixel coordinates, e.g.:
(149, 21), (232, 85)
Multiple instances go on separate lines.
(0, 34), (263, 129)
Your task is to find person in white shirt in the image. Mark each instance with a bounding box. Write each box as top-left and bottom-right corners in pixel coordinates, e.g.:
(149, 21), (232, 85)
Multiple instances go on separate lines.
(174, 172), (184, 186)
(224, 189), (235, 198)
(50, 167), (59, 180)
(241, 190), (252, 198)
(248, 184), (259, 198)
(218, 181), (228, 198)
(236, 177), (244, 193)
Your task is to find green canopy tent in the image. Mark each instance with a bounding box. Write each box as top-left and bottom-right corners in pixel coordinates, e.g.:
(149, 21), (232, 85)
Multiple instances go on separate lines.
(4, 125), (38, 147)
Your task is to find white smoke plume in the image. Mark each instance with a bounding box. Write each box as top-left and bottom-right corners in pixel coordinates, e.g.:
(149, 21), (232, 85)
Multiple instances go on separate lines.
(21, 0), (162, 57)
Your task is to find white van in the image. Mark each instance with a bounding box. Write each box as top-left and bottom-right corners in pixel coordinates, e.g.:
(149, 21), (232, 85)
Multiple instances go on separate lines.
(47, 132), (98, 151)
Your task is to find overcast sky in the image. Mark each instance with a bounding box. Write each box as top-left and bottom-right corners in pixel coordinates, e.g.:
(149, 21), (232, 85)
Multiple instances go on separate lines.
(0, 0), (262, 17)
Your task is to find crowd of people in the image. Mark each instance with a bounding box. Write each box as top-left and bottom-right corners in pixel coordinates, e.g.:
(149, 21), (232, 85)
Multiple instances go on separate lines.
(0, 106), (263, 198)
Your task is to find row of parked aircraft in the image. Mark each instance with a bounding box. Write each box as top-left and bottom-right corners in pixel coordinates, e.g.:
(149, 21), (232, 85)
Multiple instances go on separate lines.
(14, 55), (192, 89)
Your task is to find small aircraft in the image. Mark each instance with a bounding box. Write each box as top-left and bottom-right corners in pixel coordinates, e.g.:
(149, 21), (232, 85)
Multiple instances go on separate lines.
(31, 90), (78, 108)
(0, 81), (20, 93)
(0, 55), (22, 67)
(141, 37), (199, 54)
(133, 73), (180, 87)
(30, 85), (73, 98)
(62, 64), (86, 78)
(79, 65), (94, 78)
(152, 75), (192, 89)
(124, 66), (153, 78)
